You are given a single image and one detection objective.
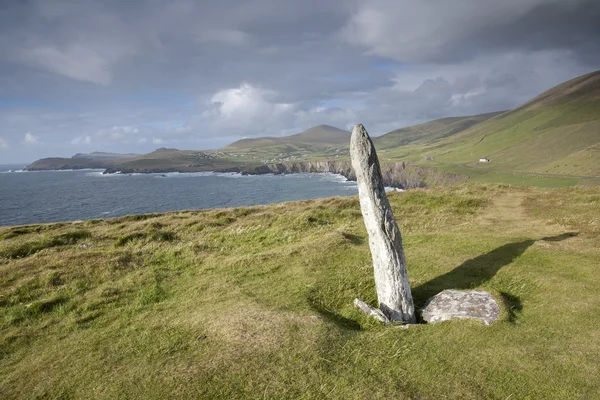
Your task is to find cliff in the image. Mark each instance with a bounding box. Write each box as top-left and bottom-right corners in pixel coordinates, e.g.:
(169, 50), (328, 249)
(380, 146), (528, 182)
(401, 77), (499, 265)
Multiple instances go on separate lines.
(234, 160), (466, 189)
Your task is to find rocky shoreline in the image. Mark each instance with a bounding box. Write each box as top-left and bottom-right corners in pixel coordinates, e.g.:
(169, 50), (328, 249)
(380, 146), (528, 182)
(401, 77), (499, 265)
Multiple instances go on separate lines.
(29, 160), (465, 189)
(108, 161), (466, 189)
(232, 161), (467, 189)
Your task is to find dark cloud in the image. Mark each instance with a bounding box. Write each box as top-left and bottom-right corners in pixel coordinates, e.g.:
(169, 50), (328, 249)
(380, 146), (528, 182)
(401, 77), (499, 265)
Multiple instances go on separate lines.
(342, 0), (600, 64)
(0, 0), (598, 163)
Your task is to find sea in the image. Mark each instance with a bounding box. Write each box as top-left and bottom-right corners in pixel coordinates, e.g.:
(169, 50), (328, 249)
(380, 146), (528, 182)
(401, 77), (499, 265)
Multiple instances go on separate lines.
(0, 164), (359, 226)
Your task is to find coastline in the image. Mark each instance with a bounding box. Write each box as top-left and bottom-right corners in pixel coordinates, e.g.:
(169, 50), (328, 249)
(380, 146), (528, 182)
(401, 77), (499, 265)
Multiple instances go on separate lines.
(100, 160), (467, 189)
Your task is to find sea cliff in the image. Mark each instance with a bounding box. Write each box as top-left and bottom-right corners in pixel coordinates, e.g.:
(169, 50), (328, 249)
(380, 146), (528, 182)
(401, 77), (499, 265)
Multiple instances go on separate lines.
(234, 161), (466, 189)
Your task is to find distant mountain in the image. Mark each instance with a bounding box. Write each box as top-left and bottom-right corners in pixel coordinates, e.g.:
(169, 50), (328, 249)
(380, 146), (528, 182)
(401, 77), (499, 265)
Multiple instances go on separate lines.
(374, 111), (505, 149)
(72, 152), (140, 160)
(225, 125), (350, 149)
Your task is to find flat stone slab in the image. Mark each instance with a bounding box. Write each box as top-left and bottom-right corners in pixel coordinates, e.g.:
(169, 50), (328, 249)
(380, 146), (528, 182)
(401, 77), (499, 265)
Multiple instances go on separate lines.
(421, 290), (500, 325)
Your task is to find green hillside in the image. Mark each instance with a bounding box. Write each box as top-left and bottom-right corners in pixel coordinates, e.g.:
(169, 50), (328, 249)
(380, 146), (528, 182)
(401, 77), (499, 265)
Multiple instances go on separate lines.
(393, 70), (600, 179)
(226, 125), (350, 149)
(222, 125), (351, 163)
(72, 152), (140, 160)
(26, 157), (115, 171)
(374, 111), (504, 149)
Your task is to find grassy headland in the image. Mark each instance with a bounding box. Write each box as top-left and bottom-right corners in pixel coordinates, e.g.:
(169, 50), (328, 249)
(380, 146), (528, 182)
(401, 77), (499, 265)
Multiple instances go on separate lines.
(1, 184), (599, 399)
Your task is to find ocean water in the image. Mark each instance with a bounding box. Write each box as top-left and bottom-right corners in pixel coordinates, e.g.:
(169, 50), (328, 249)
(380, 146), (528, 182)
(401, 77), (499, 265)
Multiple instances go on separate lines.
(0, 165), (358, 226)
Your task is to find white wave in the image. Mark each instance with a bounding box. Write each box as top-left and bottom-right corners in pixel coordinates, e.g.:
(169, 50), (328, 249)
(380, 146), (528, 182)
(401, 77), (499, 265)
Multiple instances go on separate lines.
(154, 171), (244, 178)
(85, 171), (105, 177)
(313, 172), (351, 183)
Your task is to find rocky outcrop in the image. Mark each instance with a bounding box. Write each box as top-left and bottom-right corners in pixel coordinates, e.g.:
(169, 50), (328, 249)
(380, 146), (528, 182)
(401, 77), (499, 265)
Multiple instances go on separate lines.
(237, 160), (466, 189)
(420, 290), (500, 325)
(238, 160), (355, 177)
(350, 124), (416, 323)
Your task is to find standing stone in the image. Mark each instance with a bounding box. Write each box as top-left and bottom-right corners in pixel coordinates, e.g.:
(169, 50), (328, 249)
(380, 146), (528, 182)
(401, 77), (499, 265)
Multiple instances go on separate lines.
(350, 124), (416, 323)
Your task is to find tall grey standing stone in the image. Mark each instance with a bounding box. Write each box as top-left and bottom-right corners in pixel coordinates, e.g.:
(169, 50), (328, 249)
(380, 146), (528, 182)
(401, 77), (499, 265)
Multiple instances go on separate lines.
(350, 124), (416, 323)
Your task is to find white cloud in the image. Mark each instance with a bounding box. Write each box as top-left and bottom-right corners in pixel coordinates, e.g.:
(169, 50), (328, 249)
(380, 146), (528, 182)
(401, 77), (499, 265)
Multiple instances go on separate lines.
(138, 137), (148, 144)
(196, 83), (296, 136)
(113, 126), (139, 134)
(152, 138), (164, 145)
(70, 135), (92, 145)
(23, 132), (40, 146)
(0, 137), (8, 149)
(95, 126), (143, 142)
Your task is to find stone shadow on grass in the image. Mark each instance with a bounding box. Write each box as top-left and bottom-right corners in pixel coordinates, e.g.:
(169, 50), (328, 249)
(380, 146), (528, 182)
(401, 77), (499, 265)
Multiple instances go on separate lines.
(307, 290), (361, 331)
(411, 232), (577, 308)
(499, 292), (523, 324)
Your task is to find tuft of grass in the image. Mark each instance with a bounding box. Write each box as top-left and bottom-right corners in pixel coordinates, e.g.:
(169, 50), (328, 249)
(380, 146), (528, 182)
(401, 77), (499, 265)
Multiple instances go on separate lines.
(137, 284), (167, 306)
(115, 232), (146, 246)
(1, 225), (44, 240)
(150, 230), (177, 242)
(25, 295), (69, 317)
(0, 230), (92, 259)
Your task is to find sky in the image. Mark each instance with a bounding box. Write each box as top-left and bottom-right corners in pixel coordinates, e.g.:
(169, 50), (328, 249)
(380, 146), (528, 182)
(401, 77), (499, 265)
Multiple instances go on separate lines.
(0, 0), (599, 163)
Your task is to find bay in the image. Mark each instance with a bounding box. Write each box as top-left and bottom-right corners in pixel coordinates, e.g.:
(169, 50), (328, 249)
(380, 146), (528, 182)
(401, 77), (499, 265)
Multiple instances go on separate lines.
(0, 166), (358, 226)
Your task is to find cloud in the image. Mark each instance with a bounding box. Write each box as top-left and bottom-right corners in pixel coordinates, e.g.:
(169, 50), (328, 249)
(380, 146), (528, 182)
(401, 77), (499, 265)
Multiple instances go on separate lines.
(70, 135), (92, 145)
(20, 45), (117, 85)
(0, 0), (597, 163)
(94, 126), (143, 142)
(152, 138), (164, 145)
(23, 132), (40, 145)
(341, 0), (600, 64)
(9, 0), (141, 85)
(196, 83), (295, 136)
(193, 29), (255, 47)
(0, 137), (8, 149)
(113, 126), (139, 134)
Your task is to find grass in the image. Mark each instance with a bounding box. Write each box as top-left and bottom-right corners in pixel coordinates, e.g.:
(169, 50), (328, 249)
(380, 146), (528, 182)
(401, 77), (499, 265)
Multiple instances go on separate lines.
(0, 229), (92, 258)
(374, 111), (503, 149)
(1, 184), (599, 398)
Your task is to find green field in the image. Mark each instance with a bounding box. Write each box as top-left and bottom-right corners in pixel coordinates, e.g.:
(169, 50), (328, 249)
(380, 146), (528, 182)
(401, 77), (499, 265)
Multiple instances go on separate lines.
(2, 184), (599, 399)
